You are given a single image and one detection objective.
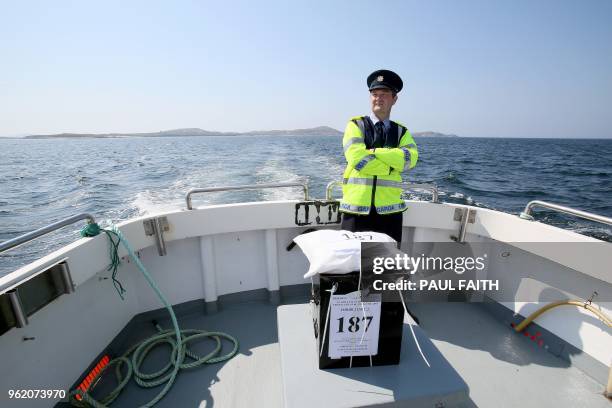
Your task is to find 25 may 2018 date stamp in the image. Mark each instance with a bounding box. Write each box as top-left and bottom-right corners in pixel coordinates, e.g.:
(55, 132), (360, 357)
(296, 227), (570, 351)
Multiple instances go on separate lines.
(8, 389), (66, 399)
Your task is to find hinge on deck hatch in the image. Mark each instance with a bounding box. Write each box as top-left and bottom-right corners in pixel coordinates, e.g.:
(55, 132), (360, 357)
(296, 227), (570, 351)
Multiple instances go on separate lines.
(450, 208), (476, 243)
(143, 217), (170, 256)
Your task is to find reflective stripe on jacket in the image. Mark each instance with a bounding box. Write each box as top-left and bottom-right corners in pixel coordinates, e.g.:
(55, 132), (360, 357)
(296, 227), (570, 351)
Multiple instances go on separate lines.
(340, 115), (418, 215)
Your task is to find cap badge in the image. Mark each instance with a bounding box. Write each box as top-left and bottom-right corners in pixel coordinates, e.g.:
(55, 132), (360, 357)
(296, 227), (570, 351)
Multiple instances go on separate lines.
(377, 75), (384, 82)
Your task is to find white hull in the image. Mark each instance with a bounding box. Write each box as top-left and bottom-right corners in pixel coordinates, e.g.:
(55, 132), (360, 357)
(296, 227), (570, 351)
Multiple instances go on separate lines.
(1, 200), (610, 407)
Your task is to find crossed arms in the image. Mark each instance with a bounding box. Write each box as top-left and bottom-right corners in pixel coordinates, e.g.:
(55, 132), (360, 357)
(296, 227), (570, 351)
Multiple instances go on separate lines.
(342, 121), (418, 176)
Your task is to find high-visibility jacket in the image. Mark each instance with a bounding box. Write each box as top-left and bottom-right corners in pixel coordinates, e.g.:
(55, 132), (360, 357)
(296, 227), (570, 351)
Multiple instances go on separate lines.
(340, 115), (418, 215)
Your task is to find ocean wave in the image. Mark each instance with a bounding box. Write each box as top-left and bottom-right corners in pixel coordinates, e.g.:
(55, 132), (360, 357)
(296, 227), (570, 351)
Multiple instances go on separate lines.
(254, 158), (306, 201)
(567, 225), (612, 243)
(1, 135), (611, 276)
(129, 189), (184, 216)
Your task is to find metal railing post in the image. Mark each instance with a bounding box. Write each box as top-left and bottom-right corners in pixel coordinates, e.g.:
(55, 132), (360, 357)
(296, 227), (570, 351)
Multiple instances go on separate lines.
(325, 181), (343, 200)
(0, 213), (96, 254)
(186, 182), (309, 209)
(519, 200), (612, 226)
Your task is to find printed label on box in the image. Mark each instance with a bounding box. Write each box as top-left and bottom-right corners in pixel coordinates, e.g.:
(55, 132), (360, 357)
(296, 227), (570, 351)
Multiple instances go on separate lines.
(328, 291), (381, 358)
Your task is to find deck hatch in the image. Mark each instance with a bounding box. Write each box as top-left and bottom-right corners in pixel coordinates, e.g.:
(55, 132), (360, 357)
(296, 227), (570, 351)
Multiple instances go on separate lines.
(0, 261), (73, 335)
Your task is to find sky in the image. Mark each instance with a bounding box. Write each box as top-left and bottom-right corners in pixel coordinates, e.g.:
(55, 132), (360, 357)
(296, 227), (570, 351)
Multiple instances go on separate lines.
(1, 0), (611, 138)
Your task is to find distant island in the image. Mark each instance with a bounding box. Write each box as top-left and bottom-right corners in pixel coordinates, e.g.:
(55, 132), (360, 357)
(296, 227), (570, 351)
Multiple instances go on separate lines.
(24, 126), (342, 139)
(22, 127), (459, 139)
(413, 131), (459, 138)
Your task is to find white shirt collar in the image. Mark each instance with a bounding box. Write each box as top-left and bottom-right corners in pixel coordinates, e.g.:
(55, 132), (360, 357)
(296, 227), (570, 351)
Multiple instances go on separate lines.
(369, 112), (391, 129)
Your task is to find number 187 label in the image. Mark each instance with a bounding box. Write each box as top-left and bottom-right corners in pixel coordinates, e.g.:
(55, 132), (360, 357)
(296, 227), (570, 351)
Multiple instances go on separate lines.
(328, 291), (381, 358)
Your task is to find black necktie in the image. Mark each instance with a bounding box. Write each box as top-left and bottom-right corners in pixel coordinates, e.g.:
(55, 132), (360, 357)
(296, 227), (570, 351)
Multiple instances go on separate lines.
(374, 121), (385, 148)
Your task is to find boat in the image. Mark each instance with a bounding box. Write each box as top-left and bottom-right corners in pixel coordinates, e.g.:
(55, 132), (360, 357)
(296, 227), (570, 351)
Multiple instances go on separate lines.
(0, 180), (610, 407)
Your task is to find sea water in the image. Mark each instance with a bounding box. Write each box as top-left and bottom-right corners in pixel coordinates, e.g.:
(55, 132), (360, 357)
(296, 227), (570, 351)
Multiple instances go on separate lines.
(0, 135), (610, 276)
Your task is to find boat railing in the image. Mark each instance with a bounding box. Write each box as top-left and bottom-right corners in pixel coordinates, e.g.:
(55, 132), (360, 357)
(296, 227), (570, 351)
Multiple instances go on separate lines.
(186, 182), (310, 209)
(0, 213), (96, 255)
(0, 215), (92, 319)
(519, 200), (612, 227)
(325, 181), (439, 203)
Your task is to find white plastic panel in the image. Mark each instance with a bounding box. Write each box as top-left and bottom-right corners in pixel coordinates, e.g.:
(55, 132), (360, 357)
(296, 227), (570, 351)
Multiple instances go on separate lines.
(130, 238), (204, 313)
(212, 230), (268, 296)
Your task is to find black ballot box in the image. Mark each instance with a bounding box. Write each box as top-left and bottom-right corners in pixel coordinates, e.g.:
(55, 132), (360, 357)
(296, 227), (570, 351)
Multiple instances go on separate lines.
(311, 242), (410, 369)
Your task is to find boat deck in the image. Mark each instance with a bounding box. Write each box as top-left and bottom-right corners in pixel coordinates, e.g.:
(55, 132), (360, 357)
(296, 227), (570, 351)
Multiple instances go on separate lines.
(74, 297), (608, 408)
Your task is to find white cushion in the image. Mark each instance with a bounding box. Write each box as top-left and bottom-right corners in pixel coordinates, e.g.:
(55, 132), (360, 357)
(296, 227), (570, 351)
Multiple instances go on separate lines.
(293, 230), (396, 278)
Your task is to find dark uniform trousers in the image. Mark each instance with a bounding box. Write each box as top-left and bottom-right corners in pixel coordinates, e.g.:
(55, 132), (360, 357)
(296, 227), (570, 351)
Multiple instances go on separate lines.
(341, 210), (403, 244)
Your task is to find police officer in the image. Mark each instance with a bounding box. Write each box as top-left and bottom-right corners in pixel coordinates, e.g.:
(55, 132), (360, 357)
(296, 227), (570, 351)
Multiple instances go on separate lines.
(340, 69), (418, 243)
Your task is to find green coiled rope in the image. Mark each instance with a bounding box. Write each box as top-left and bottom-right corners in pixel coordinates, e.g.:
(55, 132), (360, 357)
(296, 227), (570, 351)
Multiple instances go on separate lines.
(81, 223), (125, 299)
(71, 223), (239, 407)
